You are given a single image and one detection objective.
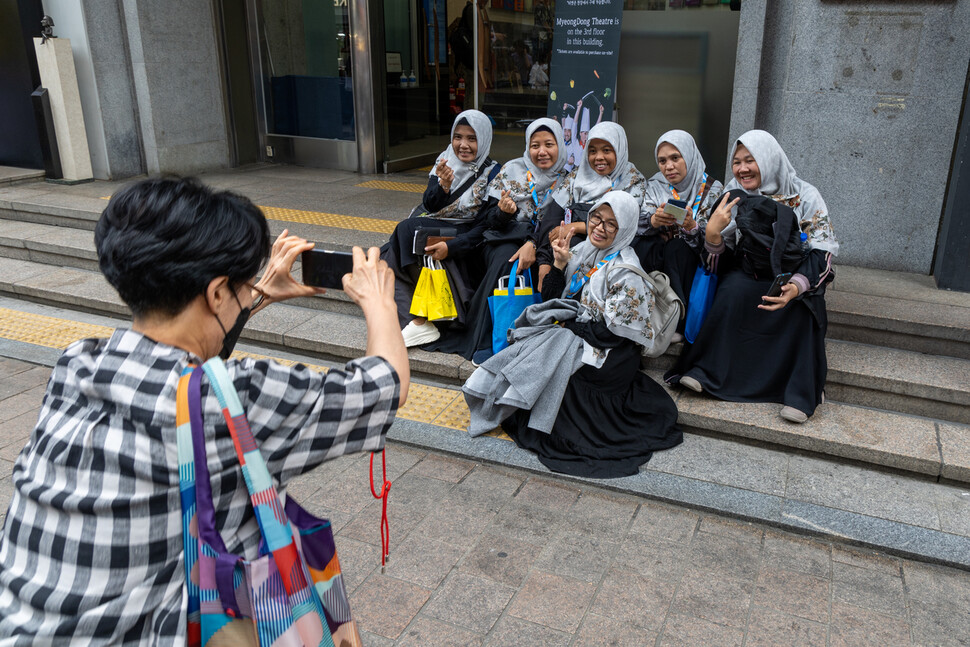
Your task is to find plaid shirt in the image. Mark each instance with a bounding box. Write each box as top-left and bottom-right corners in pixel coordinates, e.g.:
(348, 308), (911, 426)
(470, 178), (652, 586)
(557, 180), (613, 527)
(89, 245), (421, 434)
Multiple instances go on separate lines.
(0, 329), (399, 645)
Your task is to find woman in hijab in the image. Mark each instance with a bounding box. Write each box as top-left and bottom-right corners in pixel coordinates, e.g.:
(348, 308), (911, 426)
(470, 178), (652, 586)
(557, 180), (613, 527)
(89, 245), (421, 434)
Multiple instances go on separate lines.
(422, 117), (567, 360)
(666, 130), (838, 423)
(534, 121), (647, 288)
(635, 130), (724, 308)
(381, 110), (498, 347)
(480, 191), (682, 478)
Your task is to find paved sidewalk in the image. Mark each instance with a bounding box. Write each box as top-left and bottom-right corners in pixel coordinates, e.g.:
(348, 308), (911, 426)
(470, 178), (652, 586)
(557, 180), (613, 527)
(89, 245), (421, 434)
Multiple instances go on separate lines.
(1, 358), (968, 645)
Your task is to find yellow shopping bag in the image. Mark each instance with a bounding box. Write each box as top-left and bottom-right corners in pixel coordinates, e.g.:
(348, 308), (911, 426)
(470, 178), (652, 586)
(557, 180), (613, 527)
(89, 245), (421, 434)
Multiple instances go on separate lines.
(410, 256), (457, 321)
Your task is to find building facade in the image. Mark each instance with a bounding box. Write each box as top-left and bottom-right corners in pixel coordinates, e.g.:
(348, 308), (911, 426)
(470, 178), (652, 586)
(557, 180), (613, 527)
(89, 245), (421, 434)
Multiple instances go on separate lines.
(1, 0), (968, 287)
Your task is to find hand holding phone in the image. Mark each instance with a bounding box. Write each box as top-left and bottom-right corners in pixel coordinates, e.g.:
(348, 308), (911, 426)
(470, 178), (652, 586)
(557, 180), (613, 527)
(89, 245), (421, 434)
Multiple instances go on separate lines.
(765, 272), (793, 297)
(663, 199), (688, 225)
(301, 249), (355, 290)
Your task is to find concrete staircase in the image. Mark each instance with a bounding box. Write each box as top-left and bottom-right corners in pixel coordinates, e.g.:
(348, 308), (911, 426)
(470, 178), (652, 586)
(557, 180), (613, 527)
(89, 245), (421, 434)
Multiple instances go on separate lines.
(1, 176), (969, 491)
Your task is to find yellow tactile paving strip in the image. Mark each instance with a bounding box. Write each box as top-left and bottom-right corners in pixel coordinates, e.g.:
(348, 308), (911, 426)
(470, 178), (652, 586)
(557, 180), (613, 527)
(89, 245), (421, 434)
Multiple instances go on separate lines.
(100, 197), (402, 235)
(355, 180), (425, 193)
(258, 206), (397, 234)
(0, 307), (510, 439)
(0, 308), (115, 349)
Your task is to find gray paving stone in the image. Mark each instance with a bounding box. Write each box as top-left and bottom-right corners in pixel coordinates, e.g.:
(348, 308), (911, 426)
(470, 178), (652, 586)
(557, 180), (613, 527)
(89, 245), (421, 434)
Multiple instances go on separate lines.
(533, 530), (621, 584)
(411, 497), (497, 546)
(485, 616), (570, 647)
(507, 571), (596, 634)
(658, 613), (745, 647)
(396, 616), (483, 647)
(697, 515), (765, 544)
(686, 530), (763, 582)
(589, 568), (677, 632)
(669, 568), (754, 629)
(458, 533), (542, 588)
(832, 561), (907, 618)
(762, 529), (833, 579)
(381, 531), (465, 589)
(423, 572), (514, 634)
(511, 478), (580, 512)
(629, 500), (700, 544)
(828, 603), (913, 647)
(753, 567), (830, 623)
(743, 607), (827, 647)
(349, 573), (431, 640)
(567, 490), (638, 539)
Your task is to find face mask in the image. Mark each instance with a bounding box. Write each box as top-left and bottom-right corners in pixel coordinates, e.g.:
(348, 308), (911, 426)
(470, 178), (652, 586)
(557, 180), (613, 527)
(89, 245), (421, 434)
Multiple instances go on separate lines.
(215, 290), (251, 360)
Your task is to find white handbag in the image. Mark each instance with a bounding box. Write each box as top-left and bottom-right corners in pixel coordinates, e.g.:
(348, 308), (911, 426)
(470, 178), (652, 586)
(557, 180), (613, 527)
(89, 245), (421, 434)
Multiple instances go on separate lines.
(609, 263), (685, 358)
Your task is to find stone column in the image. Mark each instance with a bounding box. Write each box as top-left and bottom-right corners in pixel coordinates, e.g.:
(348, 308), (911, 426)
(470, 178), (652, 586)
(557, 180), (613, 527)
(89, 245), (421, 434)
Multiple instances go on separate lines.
(33, 37), (94, 182)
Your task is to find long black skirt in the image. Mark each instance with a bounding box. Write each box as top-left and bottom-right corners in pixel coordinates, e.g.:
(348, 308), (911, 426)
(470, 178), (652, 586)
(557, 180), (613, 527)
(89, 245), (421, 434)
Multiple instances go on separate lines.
(503, 340), (682, 479)
(665, 269), (827, 416)
(380, 217), (483, 328)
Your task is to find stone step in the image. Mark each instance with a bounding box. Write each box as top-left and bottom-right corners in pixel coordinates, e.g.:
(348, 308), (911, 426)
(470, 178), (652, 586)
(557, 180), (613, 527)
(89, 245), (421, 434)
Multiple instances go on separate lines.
(1, 254), (969, 428)
(0, 293), (967, 487)
(0, 167), (45, 187)
(2, 208), (969, 360)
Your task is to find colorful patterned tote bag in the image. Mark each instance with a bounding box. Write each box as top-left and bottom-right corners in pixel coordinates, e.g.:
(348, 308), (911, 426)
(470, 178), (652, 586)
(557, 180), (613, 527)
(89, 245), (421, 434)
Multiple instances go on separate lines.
(176, 359), (363, 647)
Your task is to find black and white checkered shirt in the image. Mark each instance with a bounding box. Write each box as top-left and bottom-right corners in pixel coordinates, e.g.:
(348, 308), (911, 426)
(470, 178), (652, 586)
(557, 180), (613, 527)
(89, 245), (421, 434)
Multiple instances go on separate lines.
(0, 329), (399, 645)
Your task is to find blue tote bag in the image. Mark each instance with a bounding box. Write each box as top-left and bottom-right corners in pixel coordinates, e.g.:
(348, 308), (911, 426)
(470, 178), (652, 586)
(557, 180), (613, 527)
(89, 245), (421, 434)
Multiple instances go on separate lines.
(488, 260), (541, 354)
(684, 264), (718, 344)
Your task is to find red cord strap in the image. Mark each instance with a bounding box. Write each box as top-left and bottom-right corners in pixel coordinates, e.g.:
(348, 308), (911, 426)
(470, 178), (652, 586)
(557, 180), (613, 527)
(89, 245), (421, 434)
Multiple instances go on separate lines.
(369, 450), (391, 569)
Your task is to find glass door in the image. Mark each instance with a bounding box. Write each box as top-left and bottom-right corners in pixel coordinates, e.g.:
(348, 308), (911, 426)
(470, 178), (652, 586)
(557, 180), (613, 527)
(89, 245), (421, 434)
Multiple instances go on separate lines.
(380, 0), (452, 171)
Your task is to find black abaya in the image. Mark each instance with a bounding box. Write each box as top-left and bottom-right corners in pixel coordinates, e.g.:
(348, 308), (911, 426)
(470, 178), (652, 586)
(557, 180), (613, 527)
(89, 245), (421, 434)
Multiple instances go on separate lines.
(501, 267), (682, 478)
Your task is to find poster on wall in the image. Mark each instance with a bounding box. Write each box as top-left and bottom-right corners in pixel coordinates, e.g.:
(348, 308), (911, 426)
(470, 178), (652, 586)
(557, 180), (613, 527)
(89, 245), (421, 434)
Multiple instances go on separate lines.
(546, 0), (624, 173)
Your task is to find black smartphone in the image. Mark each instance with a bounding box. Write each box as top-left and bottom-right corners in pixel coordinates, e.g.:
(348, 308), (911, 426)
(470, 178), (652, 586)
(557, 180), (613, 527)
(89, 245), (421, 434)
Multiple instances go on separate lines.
(766, 272), (793, 297)
(301, 249), (354, 290)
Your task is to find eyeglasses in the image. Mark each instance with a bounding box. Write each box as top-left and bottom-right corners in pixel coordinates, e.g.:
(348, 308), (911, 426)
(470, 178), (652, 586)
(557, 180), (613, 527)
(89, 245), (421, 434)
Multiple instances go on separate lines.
(587, 214), (618, 235)
(244, 282), (270, 310)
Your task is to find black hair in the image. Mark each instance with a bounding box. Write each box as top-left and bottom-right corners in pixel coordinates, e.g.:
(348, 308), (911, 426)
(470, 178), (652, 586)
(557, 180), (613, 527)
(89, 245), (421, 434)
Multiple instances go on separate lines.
(532, 125), (554, 137)
(455, 117), (471, 128)
(94, 176), (271, 317)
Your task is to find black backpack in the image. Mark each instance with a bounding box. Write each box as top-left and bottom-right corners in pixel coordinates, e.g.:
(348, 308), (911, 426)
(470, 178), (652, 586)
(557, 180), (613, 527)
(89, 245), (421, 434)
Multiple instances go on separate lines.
(731, 191), (807, 279)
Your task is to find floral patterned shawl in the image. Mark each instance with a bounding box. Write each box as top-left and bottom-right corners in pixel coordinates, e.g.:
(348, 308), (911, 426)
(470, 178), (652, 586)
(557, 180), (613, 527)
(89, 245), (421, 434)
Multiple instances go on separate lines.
(724, 130), (839, 255)
(564, 192), (658, 348)
(487, 118), (567, 223)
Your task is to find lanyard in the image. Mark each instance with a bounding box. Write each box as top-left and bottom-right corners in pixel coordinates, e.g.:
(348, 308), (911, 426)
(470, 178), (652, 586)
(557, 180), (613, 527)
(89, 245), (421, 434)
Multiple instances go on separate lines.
(669, 172), (710, 220)
(566, 250), (619, 297)
(526, 170), (555, 210)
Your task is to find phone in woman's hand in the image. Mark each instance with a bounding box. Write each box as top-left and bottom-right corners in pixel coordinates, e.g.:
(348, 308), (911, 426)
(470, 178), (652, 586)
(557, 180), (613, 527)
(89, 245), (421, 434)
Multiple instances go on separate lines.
(766, 272), (793, 297)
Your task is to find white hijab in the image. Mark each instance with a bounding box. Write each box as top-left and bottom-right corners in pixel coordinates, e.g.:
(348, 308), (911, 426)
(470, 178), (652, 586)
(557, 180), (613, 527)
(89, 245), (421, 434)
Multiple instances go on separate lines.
(564, 192), (659, 350)
(430, 110), (494, 210)
(724, 130), (839, 255)
(645, 130), (708, 211)
(488, 118), (566, 218)
(556, 121), (635, 206)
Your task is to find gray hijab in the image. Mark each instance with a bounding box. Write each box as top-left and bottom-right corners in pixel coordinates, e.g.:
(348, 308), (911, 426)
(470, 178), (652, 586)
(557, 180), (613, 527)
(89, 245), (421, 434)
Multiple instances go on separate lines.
(555, 121), (633, 206)
(724, 130), (839, 255)
(646, 129), (708, 210)
(563, 191), (658, 347)
(430, 110), (493, 201)
(487, 118), (566, 214)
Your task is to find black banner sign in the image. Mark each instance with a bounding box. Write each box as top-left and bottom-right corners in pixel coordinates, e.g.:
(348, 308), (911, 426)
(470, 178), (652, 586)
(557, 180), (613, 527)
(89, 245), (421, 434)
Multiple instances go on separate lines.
(546, 0), (625, 173)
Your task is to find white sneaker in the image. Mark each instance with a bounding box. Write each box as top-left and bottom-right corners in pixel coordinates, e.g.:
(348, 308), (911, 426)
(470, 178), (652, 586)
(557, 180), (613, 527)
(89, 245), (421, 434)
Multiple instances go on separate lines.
(401, 320), (440, 347)
(679, 376), (703, 393)
(780, 406), (808, 424)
